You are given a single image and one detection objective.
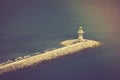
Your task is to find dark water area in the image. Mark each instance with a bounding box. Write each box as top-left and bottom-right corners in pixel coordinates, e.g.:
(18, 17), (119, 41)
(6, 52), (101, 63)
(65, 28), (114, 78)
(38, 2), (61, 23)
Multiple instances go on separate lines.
(0, 0), (120, 80)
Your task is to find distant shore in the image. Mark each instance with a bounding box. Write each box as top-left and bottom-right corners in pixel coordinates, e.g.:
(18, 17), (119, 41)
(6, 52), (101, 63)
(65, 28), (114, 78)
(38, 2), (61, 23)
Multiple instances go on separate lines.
(0, 39), (102, 74)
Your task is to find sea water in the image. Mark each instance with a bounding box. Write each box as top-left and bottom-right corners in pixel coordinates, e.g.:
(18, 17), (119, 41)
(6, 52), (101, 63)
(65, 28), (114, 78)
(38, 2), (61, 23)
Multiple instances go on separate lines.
(0, 0), (120, 80)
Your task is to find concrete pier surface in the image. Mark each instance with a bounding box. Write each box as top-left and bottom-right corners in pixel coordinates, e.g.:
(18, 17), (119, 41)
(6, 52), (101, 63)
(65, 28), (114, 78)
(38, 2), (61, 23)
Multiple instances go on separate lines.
(0, 39), (101, 74)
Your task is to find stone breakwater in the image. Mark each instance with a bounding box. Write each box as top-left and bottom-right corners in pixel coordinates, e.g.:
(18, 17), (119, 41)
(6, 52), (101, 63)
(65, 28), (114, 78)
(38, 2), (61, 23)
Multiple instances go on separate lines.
(0, 40), (101, 74)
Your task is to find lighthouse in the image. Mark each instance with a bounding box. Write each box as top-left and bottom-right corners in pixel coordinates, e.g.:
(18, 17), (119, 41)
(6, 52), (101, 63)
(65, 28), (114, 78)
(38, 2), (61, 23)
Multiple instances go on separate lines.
(78, 26), (84, 41)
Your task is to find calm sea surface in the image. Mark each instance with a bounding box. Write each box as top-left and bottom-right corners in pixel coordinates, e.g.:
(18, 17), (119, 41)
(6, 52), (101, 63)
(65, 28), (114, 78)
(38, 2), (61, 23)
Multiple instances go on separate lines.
(0, 0), (120, 80)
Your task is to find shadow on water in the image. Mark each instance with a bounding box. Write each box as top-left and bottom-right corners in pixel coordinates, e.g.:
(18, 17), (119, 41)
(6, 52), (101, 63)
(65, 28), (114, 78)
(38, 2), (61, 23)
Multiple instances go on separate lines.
(0, 47), (103, 80)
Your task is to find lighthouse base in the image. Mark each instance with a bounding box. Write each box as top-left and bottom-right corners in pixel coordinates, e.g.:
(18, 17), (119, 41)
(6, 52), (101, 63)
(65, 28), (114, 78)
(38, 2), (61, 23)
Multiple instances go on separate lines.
(60, 39), (87, 46)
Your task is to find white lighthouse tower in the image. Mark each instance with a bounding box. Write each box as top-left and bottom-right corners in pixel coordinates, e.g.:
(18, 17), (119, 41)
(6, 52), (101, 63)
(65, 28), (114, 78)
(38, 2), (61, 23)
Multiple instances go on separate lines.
(78, 26), (84, 41)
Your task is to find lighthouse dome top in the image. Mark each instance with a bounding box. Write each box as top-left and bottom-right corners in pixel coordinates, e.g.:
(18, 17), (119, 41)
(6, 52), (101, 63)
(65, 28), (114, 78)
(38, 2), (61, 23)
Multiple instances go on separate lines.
(80, 26), (83, 30)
